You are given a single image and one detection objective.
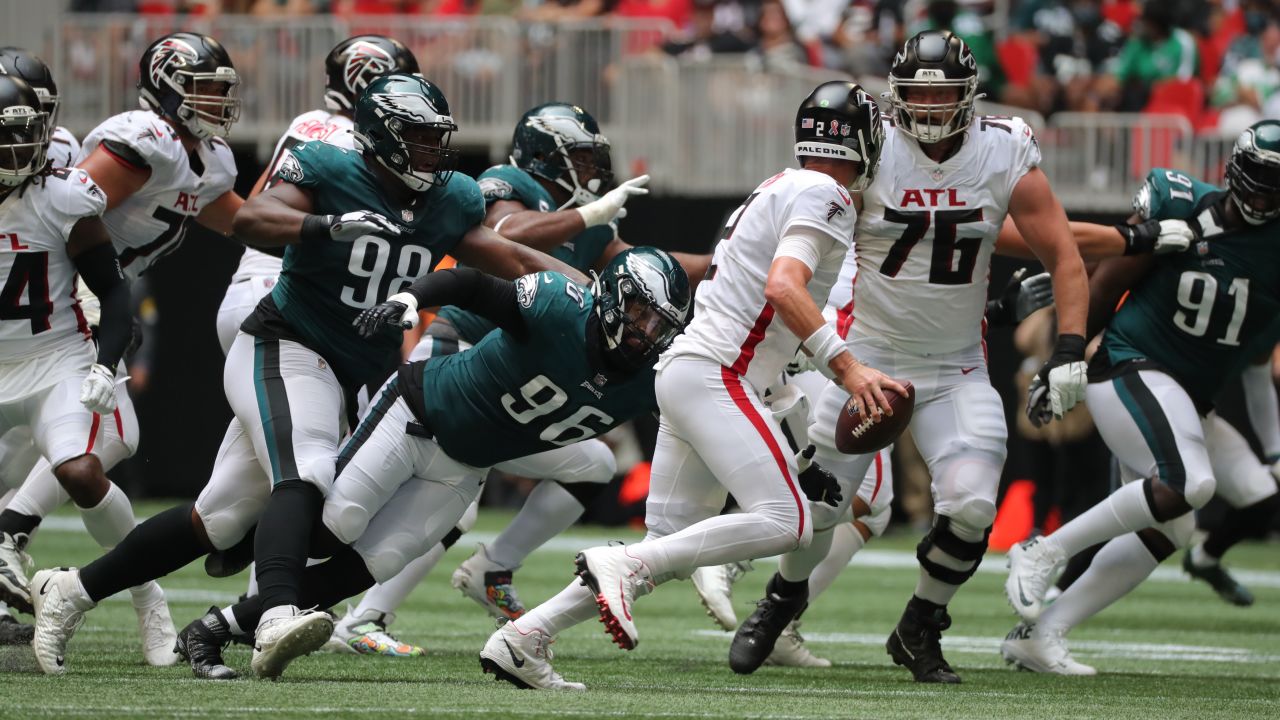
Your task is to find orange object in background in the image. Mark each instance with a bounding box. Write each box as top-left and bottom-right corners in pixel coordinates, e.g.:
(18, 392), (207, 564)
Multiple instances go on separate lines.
(990, 478), (1060, 552)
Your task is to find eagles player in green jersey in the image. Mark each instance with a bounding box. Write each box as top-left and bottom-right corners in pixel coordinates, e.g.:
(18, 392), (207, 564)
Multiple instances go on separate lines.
(324, 103), (712, 654)
(169, 247), (691, 681)
(28, 74), (577, 679)
(1003, 120), (1280, 675)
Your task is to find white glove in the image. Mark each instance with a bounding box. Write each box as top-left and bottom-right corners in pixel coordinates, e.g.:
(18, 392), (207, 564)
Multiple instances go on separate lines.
(1153, 219), (1195, 254)
(575, 174), (650, 227)
(1026, 361), (1088, 427)
(80, 364), (120, 415)
(329, 211), (402, 242)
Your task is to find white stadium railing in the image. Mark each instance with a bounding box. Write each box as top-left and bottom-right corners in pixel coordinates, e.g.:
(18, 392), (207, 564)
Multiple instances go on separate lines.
(20, 13), (1236, 211)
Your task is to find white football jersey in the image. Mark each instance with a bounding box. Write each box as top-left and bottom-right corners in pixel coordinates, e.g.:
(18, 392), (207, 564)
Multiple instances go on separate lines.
(0, 167), (104, 365)
(78, 110), (238, 280)
(49, 126), (81, 171)
(664, 168), (856, 392)
(231, 109), (355, 283)
(845, 116), (1040, 354)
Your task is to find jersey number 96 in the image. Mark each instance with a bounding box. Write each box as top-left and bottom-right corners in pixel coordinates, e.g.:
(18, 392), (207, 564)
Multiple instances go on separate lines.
(501, 374), (615, 446)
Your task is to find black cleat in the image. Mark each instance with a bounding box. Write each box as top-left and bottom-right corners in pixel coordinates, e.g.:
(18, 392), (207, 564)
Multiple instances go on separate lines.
(0, 613), (34, 645)
(1183, 552), (1254, 607)
(729, 575), (808, 675)
(175, 607), (239, 680)
(886, 603), (961, 684)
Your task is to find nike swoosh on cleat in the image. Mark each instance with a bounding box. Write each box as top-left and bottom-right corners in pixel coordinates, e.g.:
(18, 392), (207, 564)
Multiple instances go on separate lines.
(56, 656), (64, 666)
(40, 576), (53, 595)
(502, 639), (525, 668)
(1016, 578), (1033, 607)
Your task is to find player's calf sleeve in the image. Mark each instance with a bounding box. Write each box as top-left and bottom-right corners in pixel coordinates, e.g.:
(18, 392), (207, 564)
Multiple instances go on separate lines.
(254, 479), (324, 612)
(5, 467), (67, 523)
(1203, 492), (1280, 559)
(779, 525), (833, 583)
(0, 509), (41, 538)
(1054, 543), (1104, 592)
(229, 547), (375, 633)
(487, 480), (591, 569)
(1047, 479), (1158, 557)
(808, 522), (866, 600)
(79, 482), (136, 550)
(79, 502), (206, 603)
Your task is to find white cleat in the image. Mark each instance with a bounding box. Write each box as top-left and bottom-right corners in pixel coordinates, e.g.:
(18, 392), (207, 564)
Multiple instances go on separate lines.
(451, 544), (527, 620)
(0, 532), (33, 614)
(480, 620), (585, 691)
(574, 545), (653, 651)
(1001, 622), (1096, 676)
(134, 587), (179, 667)
(30, 568), (91, 675)
(251, 608), (334, 680)
(764, 620), (831, 668)
(691, 560), (753, 631)
(1005, 538), (1065, 622)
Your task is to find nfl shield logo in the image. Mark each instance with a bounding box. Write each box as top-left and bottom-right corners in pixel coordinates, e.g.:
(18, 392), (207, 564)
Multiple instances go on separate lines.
(402, 209), (414, 222)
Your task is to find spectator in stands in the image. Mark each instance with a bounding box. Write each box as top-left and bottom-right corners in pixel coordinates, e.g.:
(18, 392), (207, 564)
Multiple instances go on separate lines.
(1213, 0), (1280, 134)
(751, 0), (808, 70)
(913, 0), (1005, 100)
(660, 0), (753, 59)
(519, 0), (619, 20)
(819, 0), (904, 77)
(1098, 2), (1200, 111)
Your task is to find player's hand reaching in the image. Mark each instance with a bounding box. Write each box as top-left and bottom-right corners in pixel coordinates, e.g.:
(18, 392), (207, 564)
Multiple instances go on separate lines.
(80, 363), (120, 415)
(326, 211), (403, 242)
(1118, 218), (1196, 255)
(1026, 334), (1088, 427)
(837, 360), (907, 424)
(986, 268), (1053, 327)
(352, 292), (420, 339)
(576, 174), (650, 227)
(795, 445), (842, 507)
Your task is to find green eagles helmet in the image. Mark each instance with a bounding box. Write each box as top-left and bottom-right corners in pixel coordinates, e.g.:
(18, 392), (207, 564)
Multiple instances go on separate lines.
(511, 102), (614, 209)
(592, 247), (691, 373)
(353, 73), (458, 192)
(1226, 119), (1280, 226)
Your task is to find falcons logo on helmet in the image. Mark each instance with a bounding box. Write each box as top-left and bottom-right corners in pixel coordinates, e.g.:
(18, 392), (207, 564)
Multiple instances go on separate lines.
(343, 41), (396, 96)
(148, 38), (198, 87)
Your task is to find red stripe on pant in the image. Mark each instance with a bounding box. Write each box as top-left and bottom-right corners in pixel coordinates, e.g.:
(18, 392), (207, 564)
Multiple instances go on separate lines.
(85, 412), (101, 454)
(870, 451), (884, 504)
(113, 408), (123, 442)
(720, 366), (805, 539)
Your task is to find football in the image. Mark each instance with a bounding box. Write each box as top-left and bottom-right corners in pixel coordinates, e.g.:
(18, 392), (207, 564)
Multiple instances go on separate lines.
(834, 381), (915, 455)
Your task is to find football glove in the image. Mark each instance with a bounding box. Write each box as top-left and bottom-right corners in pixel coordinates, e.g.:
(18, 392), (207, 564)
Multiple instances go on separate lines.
(1026, 334), (1088, 427)
(986, 268), (1053, 328)
(80, 364), (119, 415)
(352, 292), (419, 339)
(576, 174), (650, 227)
(784, 346), (819, 376)
(796, 445), (842, 507)
(303, 211), (403, 243)
(1118, 218), (1195, 255)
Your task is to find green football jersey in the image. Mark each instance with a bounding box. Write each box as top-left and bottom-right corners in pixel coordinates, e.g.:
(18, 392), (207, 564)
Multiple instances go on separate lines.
(436, 164), (616, 344)
(248, 141), (485, 387)
(1101, 168), (1280, 406)
(407, 271), (656, 467)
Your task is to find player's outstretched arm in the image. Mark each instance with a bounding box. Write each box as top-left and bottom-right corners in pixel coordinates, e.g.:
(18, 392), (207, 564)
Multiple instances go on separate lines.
(1009, 168), (1088, 337)
(453, 223), (587, 283)
(485, 175), (650, 253)
(352, 268), (528, 340)
(67, 216), (132, 413)
(232, 181), (315, 247)
(195, 190), (245, 238)
(997, 215), (1195, 260)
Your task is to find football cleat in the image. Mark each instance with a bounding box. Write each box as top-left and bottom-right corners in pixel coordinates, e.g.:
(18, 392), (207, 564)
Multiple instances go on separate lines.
(729, 576), (808, 675)
(134, 586), (179, 667)
(763, 620), (831, 668)
(1005, 537), (1065, 622)
(0, 532), (33, 614)
(886, 603), (961, 684)
(574, 545), (652, 650)
(1182, 551), (1255, 607)
(480, 620), (585, 691)
(175, 607), (239, 680)
(0, 612), (34, 645)
(30, 567), (91, 675)
(328, 607), (424, 657)
(1000, 622), (1096, 675)
(691, 560), (753, 631)
(250, 608), (334, 680)
(451, 545), (527, 620)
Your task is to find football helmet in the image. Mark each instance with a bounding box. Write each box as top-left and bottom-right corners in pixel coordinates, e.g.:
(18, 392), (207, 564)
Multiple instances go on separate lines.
(0, 75), (50, 188)
(324, 35), (420, 113)
(512, 102), (614, 209)
(592, 247), (691, 372)
(353, 73), (458, 192)
(794, 81), (885, 191)
(138, 33), (240, 140)
(887, 31), (980, 143)
(0, 47), (59, 127)
(1226, 119), (1280, 226)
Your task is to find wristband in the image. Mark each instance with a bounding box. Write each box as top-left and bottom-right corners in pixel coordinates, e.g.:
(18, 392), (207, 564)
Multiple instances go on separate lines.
(1049, 333), (1087, 364)
(1118, 219), (1157, 255)
(803, 324), (846, 380)
(575, 198), (613, 228)
(300, 214), (334, 244)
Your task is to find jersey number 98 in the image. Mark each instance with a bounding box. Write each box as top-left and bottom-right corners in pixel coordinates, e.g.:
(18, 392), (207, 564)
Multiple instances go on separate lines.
(340, 236), (432, 309)
(501, 374), (615, 446)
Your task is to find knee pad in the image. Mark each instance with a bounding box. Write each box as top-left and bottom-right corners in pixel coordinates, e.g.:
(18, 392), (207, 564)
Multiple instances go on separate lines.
(929, 447), (1003, 528)
(456, 499), (479, 534)
(322, 498), (371, 546)
(916, 515), (991, 586)
(859, 501), (891, 538)
(1181, 473), (1217, 510)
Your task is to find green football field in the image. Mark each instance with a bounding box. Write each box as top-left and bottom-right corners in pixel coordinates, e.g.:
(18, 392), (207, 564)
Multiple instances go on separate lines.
(3, 502), (1279, 719)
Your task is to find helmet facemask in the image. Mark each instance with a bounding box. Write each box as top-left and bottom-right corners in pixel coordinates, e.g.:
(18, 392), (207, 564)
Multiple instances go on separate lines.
(887, 74), (978, 143)
(596, 275), (685, 372)
(1227, 140), (1280, 226)
(0, 103), (48, 187)
(363, 116), (459, 192)
(171, 66), (241, 139)
(548, 142), (614, 209)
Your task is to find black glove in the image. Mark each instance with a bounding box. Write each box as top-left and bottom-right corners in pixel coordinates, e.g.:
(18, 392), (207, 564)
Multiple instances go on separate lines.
(352, 299), (413, 339)
(986, 267), (1053, 328)
(796, 445), (842, 507)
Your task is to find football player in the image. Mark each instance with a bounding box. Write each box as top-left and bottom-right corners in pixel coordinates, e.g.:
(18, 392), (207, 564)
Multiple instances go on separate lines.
(166, 247), (691, 681)
(478, 81), (899, 691)
(28, 72), (575, 677)
(1002, 122), (1280, 674)
(327, 102), (704, 655)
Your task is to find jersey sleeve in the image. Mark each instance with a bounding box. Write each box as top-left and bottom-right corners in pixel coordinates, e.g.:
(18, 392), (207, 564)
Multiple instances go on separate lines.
(272, 141), (326, 190)
(515, 271), (584, 338)
(92, 113), (182, 174)
(48, 127), (81, 170)
(1134, 168), (1218, 221)
(203, 137), (240, 198)
(781, 179), (856, 248)
(997, 116), (1041, 199)
(452, 174), (488, 231)
(477, 165), (550, 211)
(40, 167), (108, 239)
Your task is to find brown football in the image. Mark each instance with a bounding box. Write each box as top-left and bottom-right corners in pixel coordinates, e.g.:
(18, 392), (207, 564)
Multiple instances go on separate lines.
(834, 380), (915, 455)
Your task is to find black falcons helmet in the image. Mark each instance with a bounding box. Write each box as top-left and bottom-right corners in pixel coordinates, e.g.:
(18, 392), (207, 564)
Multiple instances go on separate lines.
(794, 81), (885, 191)
(888, 31), (980, 143)
(0, 75), (50, 188)
(138, 33), (240, 140)
(324, 35), (420, 113)
(0, 47), (59, 127)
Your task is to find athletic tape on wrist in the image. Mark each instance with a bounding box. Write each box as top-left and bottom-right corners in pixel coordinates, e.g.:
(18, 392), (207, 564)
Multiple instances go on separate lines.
(803, 324), (846, 380)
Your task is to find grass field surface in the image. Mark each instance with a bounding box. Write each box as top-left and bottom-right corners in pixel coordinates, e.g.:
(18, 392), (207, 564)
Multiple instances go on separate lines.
(3, 502), (1278, 719)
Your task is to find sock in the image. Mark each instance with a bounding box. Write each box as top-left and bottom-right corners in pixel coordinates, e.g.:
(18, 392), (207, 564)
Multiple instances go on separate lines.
(0, 509), (40, 538)
(1202, 493), (1280, 559)
(233, 547), (375, 630)
(1055, 543), (1103, 591)
(1037, 532), (1159, 636)
(220, 604), (245, 637)
(779, 526), (832, 583)
(914, 571), (960, 606)
(253, 480), (323, 617)
(906, 594), (945, 619)
(353, 543), (445, 619)
(1189, 542), (1217, 567)
(808, 523), (865, 600)
(4, 462), (67, 520)
(1045, 480), (1156, 558)
(767, 571), (807, 598)
(486, 481), (585, 569)
(629, 511), (798, 578)
(513, 579), (603, 638)
(79, 482), (135, 549)
(79, 502), (205, 603)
